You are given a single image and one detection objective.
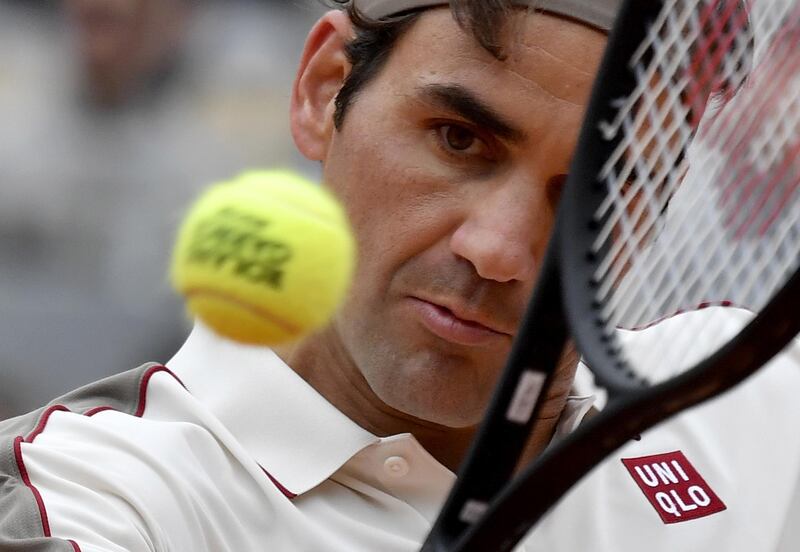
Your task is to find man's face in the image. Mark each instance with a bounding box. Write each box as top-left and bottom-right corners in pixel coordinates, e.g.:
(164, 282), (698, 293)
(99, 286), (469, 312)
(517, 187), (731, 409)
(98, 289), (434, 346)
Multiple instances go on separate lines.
(303, 9), (605, 427)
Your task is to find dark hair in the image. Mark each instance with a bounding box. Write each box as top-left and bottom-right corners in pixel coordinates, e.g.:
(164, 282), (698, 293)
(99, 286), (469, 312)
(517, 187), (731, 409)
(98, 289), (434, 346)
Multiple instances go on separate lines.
(325, 1), (516, 129)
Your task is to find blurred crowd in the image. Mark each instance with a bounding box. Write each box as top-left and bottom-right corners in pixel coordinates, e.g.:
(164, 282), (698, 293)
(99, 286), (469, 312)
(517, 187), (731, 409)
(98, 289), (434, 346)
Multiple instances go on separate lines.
(0, 0), (324, 418)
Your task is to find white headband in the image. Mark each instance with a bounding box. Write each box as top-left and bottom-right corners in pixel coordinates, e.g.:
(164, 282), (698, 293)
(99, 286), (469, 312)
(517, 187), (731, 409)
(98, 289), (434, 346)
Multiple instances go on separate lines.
(349, 0), (622, 31)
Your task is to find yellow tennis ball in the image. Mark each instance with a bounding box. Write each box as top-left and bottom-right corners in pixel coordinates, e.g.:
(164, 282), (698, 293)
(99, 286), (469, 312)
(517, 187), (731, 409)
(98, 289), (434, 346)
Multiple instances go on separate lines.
(170, 169), (356, 345)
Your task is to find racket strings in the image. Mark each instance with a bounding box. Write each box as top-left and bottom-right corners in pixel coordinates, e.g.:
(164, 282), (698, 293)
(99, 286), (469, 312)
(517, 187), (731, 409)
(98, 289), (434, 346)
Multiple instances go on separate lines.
(616, 87), (797, 331)
(596, 0), (738, 326)
(592, 0), (800, 382)
(595, 2), (727, 296)
(636, 25), (796, 350)
(604, 0), (784, 296)
(632, 14), (800, 372)
(713, 19), (800, 236)
(662, 6), (800, 307)
(685, 0), (752, 126)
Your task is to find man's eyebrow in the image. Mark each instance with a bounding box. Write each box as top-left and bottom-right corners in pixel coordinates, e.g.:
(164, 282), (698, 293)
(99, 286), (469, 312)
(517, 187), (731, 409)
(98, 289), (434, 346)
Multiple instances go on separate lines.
(416, 83), (527, 143)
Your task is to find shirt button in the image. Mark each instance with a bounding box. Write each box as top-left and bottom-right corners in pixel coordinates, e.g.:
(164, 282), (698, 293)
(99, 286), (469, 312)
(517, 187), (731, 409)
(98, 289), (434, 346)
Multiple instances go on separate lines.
(384, 456), (410, 478)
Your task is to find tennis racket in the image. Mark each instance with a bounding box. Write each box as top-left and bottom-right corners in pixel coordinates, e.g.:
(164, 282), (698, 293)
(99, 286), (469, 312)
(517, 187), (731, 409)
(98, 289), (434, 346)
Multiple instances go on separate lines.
(421, 0), (800, 550)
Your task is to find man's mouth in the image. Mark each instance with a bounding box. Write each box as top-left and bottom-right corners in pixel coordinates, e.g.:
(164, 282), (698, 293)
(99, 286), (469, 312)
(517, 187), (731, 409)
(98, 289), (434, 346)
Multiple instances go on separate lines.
(408, 297), (512, 347)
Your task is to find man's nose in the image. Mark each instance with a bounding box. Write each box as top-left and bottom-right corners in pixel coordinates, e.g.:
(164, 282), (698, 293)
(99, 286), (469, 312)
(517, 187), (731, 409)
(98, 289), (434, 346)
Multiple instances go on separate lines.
(449, 184), (546, 283)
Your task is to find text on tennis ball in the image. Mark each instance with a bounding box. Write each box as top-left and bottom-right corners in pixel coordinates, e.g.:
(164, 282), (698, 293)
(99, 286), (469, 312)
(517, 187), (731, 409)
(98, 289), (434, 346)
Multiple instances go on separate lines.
(187, 207), (292, 289)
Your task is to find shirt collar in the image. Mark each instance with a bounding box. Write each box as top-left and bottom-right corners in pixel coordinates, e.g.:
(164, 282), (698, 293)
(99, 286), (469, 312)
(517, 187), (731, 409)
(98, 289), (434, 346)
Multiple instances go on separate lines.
(166, 321), (596, 497)
(166, 321), (379, 496)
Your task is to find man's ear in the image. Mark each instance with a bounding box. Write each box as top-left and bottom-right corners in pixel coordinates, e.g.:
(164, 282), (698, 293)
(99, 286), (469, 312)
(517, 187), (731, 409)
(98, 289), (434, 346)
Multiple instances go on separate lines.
(290, 11), (353, 162)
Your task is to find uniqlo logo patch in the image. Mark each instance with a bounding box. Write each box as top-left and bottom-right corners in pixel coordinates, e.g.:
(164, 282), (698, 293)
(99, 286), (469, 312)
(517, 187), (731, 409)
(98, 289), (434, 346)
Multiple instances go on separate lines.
(621, 451), (726, 524)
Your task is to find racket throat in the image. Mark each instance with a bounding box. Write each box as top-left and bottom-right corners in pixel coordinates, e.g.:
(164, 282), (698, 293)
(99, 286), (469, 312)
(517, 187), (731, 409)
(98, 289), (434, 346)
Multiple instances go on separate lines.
(422, 245), (572, 550)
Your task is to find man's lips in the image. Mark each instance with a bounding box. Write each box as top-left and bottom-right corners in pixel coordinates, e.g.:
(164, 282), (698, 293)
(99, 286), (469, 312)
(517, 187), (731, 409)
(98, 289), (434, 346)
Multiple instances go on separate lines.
(408, 297), (512, 347)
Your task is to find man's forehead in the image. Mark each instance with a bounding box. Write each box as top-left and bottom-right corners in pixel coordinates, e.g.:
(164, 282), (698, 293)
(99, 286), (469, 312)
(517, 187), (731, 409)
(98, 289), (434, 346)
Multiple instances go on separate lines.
(395, 10), (606, 105)
(384, 11), (605, 129)
(348, 0), (621, 32)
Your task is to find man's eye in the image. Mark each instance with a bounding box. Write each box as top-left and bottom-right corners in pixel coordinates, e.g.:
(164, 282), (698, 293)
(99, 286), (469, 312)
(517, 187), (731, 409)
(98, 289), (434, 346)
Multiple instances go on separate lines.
(440, 125), (476, 151)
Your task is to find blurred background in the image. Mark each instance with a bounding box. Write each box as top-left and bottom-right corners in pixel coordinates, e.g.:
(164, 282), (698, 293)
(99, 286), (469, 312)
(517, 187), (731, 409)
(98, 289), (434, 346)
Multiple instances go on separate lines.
(0, 0), (325, 419)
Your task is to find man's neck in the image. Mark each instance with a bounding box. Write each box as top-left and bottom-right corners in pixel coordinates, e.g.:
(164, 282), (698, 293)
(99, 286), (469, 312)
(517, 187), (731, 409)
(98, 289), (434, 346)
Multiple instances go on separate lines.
(274, 325), (477, 472)
(273, 327), (578, 472)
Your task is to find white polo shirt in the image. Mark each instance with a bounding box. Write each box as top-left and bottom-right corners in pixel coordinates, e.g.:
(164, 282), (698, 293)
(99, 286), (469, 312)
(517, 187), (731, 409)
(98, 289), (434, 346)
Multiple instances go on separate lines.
(0, 321), (591, 551)
(1, 309), (798, 551)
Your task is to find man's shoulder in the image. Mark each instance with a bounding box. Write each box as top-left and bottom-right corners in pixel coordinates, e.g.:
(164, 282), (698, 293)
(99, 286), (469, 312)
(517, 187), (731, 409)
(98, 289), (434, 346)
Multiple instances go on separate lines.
(0, 364), (192, 551)
(0, 363), (166, 440)
(0, 363), (203, 492)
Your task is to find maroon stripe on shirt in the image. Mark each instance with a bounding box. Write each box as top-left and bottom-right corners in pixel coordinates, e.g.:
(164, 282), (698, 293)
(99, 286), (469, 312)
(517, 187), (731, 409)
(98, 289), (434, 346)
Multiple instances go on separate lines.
(24, 405), (70, 443)
(261, 466), (298, 500)
(134, 365), (185, 417)
(13, 436), (51, 537)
